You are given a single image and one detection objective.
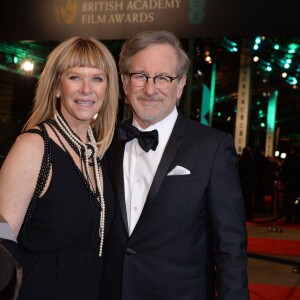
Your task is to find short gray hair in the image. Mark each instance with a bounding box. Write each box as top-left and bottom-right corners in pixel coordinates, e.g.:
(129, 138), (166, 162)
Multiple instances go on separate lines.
(119, 30), (190, 78)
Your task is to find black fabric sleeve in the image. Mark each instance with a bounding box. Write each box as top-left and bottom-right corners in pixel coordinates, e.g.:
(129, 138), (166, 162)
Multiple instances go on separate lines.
(0, 238), (22, 299)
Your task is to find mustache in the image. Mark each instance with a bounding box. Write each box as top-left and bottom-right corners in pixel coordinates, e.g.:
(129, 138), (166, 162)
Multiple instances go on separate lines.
(137, 96), (164, 101)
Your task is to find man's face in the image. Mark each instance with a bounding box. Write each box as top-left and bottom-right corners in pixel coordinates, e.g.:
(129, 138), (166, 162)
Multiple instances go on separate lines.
(121, 44), (186, 129)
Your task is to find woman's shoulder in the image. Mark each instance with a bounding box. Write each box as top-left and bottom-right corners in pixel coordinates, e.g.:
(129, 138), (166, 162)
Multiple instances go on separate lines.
(17, 128), (45, 152)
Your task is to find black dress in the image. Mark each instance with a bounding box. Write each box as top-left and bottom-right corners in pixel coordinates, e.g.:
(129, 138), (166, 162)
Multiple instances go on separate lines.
(17, 131), (115, 300)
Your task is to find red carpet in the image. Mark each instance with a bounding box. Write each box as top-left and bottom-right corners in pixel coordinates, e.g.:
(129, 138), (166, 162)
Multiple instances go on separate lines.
(248, 237), (300, 256)
(248, 218), (300, 230)
(249, 284), (300, 300)
(247, 201), (300, 299)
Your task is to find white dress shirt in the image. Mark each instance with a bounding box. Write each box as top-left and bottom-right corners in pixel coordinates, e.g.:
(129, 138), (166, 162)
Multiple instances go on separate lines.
(123, 107), (178, 235)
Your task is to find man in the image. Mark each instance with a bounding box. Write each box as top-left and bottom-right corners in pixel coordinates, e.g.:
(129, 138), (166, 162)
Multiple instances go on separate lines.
(102, 30), (249, 299)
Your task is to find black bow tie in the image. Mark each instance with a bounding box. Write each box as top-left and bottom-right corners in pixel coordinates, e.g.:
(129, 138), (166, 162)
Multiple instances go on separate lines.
(118, 122), (159, 152)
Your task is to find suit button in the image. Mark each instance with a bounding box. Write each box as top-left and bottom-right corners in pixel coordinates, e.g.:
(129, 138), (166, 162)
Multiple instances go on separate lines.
(125, 248), (137, 255)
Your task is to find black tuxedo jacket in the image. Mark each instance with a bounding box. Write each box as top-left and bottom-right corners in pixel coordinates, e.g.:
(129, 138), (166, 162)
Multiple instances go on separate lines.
(102, 112), (249, 300)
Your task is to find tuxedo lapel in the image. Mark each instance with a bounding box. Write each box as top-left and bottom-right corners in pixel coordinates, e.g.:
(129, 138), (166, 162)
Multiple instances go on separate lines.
(115, 139), (129, 235)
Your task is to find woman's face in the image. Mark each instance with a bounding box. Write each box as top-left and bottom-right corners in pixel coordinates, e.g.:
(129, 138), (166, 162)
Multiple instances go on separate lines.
(57, 66), (107, 127)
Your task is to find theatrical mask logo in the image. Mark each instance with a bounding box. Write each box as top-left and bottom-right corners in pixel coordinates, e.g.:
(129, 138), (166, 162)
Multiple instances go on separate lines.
(54, 0), (78, 24)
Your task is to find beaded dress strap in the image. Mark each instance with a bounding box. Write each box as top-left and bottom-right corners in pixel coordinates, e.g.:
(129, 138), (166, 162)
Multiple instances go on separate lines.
(19, 123), (52, 235)
(24, 128), (43, 135)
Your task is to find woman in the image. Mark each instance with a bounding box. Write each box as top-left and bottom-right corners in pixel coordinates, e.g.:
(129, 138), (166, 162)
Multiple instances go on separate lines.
(0, 36), (118, 299)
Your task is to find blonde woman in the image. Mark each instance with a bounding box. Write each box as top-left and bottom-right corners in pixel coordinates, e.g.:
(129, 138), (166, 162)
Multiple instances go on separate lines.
(0, 36), (118, 299)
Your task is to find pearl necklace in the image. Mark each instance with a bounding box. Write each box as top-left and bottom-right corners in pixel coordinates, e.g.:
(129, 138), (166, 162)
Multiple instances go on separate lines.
(53, 112), (105, 257)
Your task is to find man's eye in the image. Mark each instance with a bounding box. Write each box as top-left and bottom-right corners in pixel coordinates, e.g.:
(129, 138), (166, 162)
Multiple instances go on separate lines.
(156, 76), (169, 82)
(134, 74), (146, 80)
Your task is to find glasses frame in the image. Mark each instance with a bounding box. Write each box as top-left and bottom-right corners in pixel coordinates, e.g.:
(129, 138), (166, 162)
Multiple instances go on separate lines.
(127, 72), (179, 89)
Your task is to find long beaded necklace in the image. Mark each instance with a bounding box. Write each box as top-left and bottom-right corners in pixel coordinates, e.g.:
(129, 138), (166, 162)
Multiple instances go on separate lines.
(50, 111), (105, 257)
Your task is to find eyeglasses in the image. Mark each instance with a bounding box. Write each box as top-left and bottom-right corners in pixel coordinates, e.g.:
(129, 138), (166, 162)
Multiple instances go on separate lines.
(128, 73), (179, 90)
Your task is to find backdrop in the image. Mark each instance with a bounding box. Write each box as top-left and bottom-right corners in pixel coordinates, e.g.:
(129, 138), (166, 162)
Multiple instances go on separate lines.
(1, 0), (299, 40)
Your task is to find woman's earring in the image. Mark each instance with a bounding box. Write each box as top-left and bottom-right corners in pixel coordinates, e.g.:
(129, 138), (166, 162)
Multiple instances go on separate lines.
(56, 93), (60, 99)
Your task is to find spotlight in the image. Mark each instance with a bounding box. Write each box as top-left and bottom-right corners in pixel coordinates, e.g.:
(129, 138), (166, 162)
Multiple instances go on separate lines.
(21, 60), (34, 72)
(280, 153), (286, 159)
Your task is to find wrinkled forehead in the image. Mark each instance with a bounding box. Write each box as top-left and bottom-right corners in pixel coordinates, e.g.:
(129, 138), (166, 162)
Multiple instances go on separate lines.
(129, 44), (179, 73)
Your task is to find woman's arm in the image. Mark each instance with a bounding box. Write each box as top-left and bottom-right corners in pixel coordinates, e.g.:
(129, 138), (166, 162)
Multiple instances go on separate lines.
(0, 132), (45, 236)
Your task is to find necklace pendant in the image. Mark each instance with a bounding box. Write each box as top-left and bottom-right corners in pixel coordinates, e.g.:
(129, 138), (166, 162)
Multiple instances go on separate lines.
(87, 148), (93, 159)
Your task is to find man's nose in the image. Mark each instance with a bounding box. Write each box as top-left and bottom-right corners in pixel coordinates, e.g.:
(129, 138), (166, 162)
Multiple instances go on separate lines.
(144, 78), (157, 95)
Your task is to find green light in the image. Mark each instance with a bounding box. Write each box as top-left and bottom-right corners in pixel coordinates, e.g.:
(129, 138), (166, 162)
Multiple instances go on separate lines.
(274, 44), (280, 50)
(287, 76), (297, 85)
(258, 109), (265, 118)
(256, 101), (261, 105)
(288, 43), (299, 51)
(221, 38), (238, 53)
(260, 123), (265, 127)
(217, 112), (221, 117)
(255, 37), (261, 44)
(201, 84), (210, 126)
(267, 90), (278, 135)
(13, 56), (18, 63)
(209, 62), (216, 126)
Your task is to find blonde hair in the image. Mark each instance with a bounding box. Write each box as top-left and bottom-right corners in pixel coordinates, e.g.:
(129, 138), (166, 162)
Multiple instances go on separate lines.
(24, 36), (119, 158)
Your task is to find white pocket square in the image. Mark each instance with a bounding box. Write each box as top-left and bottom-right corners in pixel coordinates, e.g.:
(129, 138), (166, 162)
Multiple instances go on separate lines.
(167, 165), (191, 176)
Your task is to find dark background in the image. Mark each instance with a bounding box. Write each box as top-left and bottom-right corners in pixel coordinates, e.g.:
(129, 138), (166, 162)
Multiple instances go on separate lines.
(1, 1), (300, 164)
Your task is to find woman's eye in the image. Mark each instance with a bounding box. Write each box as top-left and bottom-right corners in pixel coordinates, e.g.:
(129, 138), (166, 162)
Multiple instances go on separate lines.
(93, 76), (104, 82)
(69, 75), (79, 80)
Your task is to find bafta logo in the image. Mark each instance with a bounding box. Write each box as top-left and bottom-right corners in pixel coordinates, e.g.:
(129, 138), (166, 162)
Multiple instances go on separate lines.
(54, 0), (78, 25)
(188, 0), (206, 25)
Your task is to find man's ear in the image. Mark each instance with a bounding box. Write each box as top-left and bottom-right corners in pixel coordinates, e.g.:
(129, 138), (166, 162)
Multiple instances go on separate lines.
(121, 74), (129, 96)
(176, 75), (187, 100)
